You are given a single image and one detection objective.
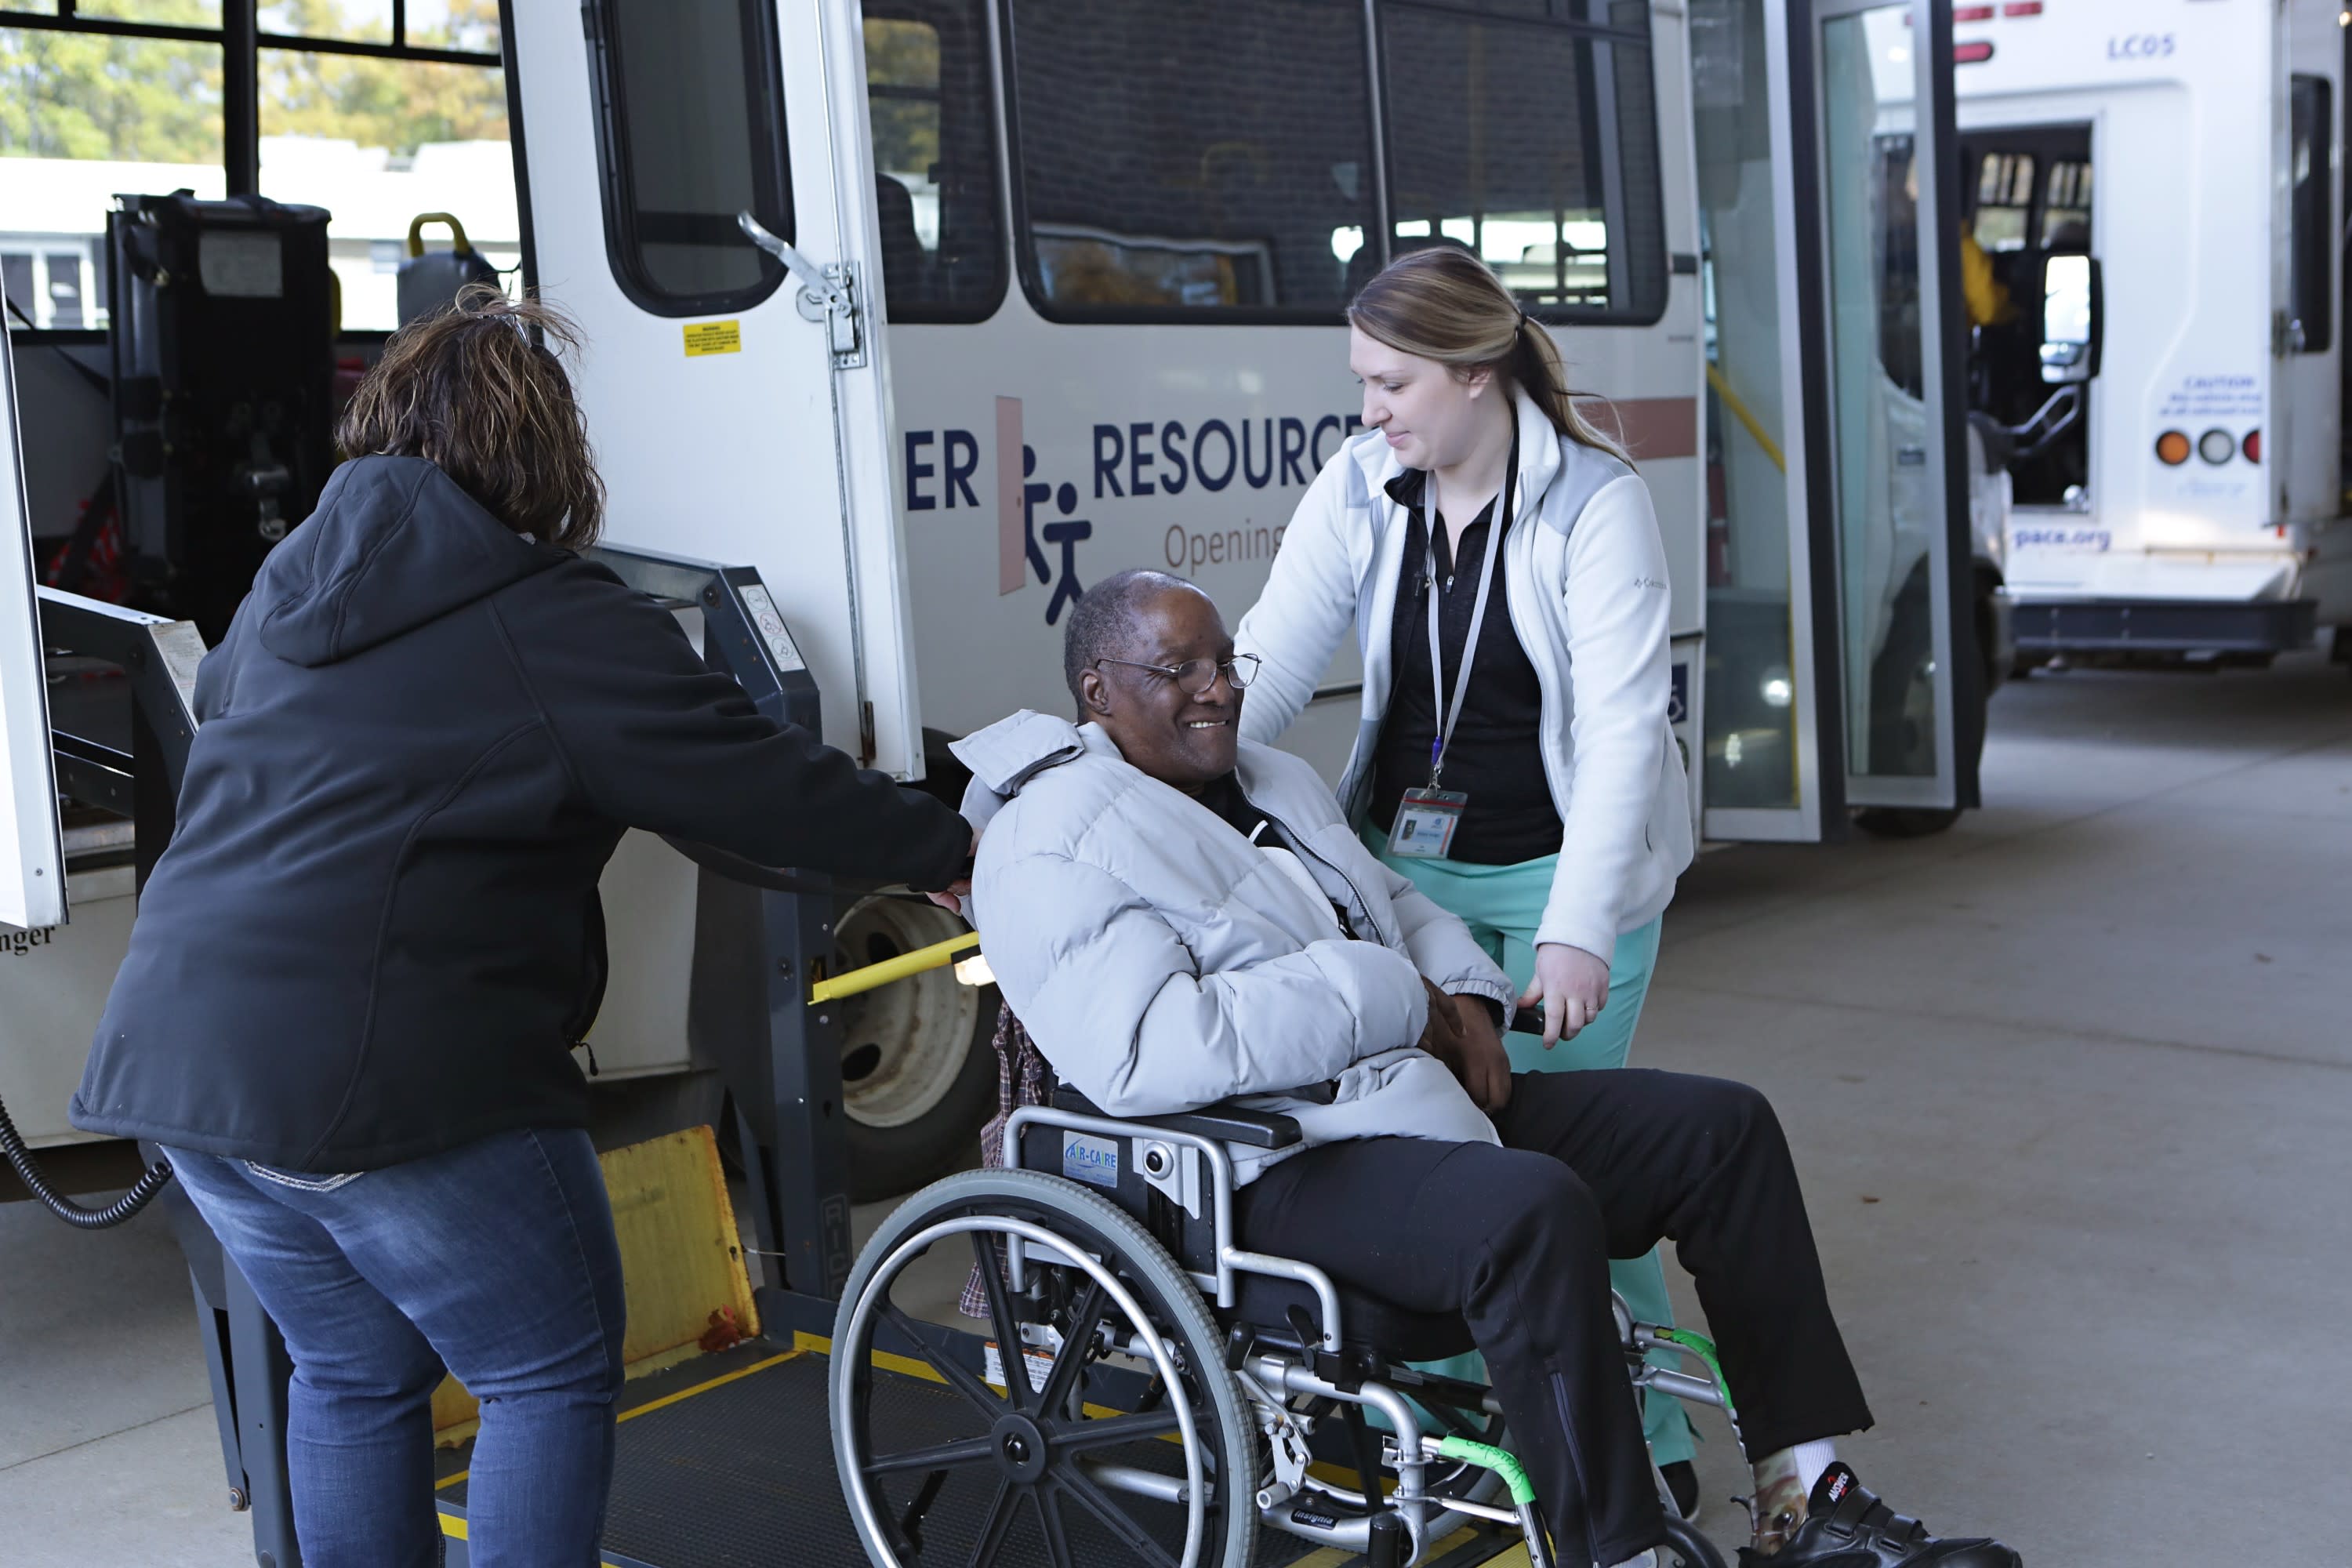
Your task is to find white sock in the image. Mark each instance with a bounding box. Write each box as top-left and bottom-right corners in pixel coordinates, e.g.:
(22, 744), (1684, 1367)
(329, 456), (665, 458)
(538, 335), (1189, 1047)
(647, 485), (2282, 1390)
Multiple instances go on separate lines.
(1609, 1552), (1657, 1568)
(1790, 1437), (1839, 1501)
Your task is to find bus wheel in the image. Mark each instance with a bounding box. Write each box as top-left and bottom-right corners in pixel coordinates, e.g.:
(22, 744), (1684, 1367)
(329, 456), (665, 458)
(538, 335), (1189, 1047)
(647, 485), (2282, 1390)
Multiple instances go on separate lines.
(1853, 803), (1963, 838)
(833, 893), (996, 1203)
(1855, 668), (1984, 837)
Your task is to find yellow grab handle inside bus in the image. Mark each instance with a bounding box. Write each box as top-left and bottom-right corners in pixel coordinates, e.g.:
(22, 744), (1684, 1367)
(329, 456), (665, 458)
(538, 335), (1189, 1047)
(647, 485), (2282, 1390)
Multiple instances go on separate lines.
(407, 212), (475, 258)
(1706, 362), (1785, 475)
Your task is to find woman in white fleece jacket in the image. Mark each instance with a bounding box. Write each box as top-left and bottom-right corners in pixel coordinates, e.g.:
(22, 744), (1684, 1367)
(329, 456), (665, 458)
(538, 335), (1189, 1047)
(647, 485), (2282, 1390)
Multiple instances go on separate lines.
(1233, 244), (1702, 1494)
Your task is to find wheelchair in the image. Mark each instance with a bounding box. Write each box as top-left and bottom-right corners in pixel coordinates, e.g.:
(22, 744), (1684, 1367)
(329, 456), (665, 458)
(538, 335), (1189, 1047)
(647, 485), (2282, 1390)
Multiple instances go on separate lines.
(829, 1082), (1738, 1568)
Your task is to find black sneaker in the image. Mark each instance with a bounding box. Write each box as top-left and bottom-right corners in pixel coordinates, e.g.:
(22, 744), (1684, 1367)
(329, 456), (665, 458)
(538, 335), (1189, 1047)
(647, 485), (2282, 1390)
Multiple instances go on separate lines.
(1661, 1458), (1700, 1521)
(1741, 1463), (2021, 1567)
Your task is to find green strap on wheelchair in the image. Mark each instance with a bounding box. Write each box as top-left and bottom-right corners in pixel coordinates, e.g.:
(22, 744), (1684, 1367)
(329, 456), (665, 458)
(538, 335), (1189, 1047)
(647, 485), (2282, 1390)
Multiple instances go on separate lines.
(1432, 1435), (1537, 1505)
(1428, 1332), (1734, 1498)
(1652, 1326), (1738, 1421)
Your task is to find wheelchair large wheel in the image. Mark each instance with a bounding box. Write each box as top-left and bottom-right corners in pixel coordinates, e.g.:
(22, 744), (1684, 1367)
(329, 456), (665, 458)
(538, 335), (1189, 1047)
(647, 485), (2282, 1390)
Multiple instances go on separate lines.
(832, 1168), (1258, 1568)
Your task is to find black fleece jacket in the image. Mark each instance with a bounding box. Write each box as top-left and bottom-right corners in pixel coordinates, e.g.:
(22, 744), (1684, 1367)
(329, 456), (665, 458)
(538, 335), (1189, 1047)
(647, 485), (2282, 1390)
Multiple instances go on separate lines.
(72, 456), (968, 1170)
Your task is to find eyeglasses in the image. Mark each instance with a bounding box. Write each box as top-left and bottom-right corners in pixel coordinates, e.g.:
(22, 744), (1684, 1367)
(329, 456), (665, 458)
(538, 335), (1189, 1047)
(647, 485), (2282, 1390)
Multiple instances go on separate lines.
(1094, 654), (1261, 696)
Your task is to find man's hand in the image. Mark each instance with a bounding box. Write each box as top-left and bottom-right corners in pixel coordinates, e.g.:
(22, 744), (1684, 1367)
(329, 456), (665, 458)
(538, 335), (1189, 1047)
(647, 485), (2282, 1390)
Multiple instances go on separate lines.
(1515, 942), (1610, 1048)
(1452, 997), (1512, 1112)
(1416, 976), (1467, 1064)
(1418, 981), (1511, 1113)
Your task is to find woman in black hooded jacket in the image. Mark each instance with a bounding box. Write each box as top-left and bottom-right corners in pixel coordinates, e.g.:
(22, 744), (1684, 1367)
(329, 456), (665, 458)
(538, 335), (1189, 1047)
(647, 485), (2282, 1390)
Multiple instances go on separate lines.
(72, 293), (971, 1566)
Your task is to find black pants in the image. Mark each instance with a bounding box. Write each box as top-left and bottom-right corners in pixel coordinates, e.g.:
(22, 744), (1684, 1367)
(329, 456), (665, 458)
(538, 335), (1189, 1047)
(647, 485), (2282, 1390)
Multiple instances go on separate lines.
(1234, 1069), (1873, 1566)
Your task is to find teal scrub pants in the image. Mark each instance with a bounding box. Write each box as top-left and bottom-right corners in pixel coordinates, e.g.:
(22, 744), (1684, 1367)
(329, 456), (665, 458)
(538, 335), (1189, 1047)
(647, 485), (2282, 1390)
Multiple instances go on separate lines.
(1363, 826), (1697, 1467)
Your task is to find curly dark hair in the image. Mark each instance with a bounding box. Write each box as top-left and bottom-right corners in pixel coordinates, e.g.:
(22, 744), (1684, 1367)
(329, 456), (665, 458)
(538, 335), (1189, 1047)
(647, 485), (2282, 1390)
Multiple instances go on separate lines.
(335, 287), (605, 550)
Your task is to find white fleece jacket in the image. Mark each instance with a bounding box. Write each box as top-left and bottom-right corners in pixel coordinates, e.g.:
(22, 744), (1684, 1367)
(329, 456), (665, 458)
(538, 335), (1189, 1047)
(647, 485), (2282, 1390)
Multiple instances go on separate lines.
(1235, 390), (1694, 961)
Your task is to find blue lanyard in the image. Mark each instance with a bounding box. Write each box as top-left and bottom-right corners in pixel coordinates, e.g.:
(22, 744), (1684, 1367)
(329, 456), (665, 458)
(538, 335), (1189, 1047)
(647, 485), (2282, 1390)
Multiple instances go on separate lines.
(1421, 459), (1513, 788)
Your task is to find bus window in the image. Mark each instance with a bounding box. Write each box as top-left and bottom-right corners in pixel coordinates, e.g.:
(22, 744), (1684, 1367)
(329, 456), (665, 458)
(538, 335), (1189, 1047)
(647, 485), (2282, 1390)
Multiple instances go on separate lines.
(1381, 0), (1668, 325)
(864, 2), (1004, 321)
(2290, 75), (2330, 355)
(2041, 158), (2091, 249)
(586, 0), (793, 318)
(1873, 133), (1922, 400)
(2, 256), (34, 327)
(1004, 0), (1377, 319)
(1970, 151), (2033, 252)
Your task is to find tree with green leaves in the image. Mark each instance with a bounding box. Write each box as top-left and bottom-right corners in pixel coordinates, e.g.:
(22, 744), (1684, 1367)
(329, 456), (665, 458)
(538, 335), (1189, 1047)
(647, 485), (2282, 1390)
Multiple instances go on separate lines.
(263, 0), (506, 158)
(0, 0), (506, 168)
(0, 5), (226, 165)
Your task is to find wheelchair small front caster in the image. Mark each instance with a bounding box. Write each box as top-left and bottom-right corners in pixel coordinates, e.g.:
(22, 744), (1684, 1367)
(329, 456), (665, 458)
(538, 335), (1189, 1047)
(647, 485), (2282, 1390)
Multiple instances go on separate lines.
(1366, 1510), (1406, 1568)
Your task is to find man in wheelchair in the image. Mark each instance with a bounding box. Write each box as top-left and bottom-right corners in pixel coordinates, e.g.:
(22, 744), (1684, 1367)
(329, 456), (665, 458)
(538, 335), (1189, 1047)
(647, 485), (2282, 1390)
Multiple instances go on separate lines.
(948, 570), (2017, 1568)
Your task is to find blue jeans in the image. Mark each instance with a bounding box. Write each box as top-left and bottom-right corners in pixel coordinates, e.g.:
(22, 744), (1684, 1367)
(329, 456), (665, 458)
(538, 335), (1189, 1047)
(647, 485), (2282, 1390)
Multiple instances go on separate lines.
(166, 1128), (626, 1568)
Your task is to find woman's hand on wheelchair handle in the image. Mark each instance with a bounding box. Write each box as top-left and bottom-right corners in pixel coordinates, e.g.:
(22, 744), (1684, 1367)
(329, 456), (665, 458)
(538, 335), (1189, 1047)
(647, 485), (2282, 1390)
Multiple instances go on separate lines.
(1517, 942), (1610, 1049)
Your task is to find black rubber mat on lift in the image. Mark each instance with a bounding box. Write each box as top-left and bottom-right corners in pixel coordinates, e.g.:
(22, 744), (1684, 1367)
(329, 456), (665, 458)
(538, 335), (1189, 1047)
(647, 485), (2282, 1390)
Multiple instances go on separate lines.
(435, 1344), (1523, 1567)
(434, 1343), (1396, 1567)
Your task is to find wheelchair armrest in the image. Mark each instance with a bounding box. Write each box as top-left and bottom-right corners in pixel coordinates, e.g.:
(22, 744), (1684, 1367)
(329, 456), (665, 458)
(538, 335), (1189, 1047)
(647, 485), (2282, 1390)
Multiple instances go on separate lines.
(1048, 1085), (1305, 1150)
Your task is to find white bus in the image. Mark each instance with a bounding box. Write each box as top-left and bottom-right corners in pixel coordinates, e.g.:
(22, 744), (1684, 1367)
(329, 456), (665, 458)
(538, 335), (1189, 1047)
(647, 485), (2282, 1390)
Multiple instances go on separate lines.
(1934, 0), (2351, 663)
(4, 0), (2002, 1200)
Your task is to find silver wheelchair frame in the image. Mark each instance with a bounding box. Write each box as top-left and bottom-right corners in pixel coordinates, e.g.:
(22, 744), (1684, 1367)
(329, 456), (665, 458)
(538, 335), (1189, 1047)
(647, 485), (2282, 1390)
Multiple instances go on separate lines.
(985, 1101), (1736, 1568)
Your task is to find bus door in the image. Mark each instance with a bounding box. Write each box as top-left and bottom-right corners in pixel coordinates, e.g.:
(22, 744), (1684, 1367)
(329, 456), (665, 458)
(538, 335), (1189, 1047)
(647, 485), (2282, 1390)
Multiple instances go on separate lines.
(2280, 12), (2340, 531)
(1957, 126), (2094, 514)
(1693, 0), (1837, 841)
(0, 326), (66, 932)
(510, 0), (918, 775)
(1698, 0), (1976, 840)
(1802, 0), (1980, 820)
(506, 0), (916, 1091)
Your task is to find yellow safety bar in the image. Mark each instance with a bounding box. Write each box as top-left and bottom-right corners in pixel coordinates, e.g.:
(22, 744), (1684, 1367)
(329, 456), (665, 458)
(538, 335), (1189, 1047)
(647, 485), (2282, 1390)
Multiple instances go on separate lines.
(808, 931), (978, 1005)
(1706, 362), (1787, 474)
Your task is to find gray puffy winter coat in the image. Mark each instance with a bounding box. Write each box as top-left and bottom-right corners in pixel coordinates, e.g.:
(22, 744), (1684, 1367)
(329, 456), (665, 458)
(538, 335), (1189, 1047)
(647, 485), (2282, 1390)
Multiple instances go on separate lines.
(954, 711), (1512, 1183)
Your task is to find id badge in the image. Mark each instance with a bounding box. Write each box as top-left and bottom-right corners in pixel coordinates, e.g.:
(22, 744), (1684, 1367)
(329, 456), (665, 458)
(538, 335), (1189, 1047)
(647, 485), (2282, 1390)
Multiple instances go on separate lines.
(1385, 787), (1468, 859)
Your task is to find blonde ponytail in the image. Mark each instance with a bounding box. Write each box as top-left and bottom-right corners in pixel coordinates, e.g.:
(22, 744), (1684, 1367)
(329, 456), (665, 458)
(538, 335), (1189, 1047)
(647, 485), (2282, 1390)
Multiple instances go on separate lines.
(1347, 246), (1632, 466)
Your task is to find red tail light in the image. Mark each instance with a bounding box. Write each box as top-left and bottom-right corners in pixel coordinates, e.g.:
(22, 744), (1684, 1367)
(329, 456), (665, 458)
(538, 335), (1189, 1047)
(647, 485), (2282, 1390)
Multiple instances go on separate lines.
(2242, 430), (2261, 463)
(2003, 2), (2044, 16)
(1955, 3), (1994, 17)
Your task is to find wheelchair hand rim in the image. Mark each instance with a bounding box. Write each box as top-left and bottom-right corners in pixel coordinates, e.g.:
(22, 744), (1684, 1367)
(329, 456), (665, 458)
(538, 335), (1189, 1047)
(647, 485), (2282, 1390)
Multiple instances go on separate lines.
(836, 1211), (1210, 1568)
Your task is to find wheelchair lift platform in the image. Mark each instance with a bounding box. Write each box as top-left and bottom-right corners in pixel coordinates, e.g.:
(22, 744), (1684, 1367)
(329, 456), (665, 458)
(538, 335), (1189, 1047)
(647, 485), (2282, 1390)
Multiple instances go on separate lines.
(428, 1322), (1533, 1568)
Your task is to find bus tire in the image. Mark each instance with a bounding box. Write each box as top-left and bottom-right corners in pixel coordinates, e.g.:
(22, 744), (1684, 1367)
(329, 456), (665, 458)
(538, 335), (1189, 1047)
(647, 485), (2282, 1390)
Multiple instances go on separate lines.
(834, 892), (997, 1204)
(1855, 663), (1984, 839)
(1853, 803), (1963, 838)
(1855, 661), (1986, 839)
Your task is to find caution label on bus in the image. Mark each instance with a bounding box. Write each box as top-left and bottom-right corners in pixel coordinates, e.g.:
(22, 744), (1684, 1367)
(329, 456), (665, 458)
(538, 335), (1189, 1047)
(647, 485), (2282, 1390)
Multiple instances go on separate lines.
(682, 320), (742, 358)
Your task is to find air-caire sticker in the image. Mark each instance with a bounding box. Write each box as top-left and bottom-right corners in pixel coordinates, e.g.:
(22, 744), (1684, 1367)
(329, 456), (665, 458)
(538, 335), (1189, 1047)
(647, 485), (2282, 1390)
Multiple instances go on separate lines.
(1062, 1131), (1120, 1189)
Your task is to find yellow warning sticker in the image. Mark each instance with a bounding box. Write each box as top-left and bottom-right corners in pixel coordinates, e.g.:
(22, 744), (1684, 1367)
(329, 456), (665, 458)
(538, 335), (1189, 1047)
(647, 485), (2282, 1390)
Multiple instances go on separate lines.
(683, 320), (741, 357)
